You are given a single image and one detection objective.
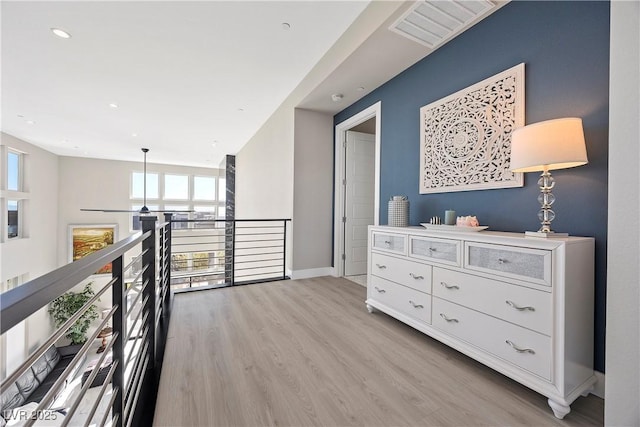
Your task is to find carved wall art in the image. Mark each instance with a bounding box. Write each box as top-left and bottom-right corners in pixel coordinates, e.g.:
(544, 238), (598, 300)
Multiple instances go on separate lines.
(419, 63), (525, 194)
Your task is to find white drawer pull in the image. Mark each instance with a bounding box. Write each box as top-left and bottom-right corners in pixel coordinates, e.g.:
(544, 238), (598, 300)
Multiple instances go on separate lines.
(505, 340), (535, 354)
(409, 273), (424, 280)
(439, 313), (459, 323)
(375, 264), (387, 269)
(409, 300), (424, 309)
(374, 286), (386, 294)
(440, 282), (459, 290)
(506, 300), (535, 312)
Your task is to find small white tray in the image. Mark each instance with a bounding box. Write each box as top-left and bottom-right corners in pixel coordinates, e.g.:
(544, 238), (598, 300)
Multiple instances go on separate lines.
(419, 223), (488, 233)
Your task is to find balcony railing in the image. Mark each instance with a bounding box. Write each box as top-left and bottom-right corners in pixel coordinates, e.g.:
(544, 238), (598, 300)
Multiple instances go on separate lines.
(1, 216), (169, 427)
(0, 216), (290, 426)
(168, 218), (291, 291)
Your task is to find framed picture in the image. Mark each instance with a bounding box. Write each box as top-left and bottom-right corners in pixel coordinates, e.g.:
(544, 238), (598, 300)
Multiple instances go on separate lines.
(419, 63), (525, 194)
(69, 224), (118, 274)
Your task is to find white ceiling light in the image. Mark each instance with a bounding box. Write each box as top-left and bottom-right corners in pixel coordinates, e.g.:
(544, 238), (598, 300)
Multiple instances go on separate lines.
(331, 93), (344, 102)
(109, 103), (119, 109)
(51, 28), (72, 39)
(26, 120), (35, 125)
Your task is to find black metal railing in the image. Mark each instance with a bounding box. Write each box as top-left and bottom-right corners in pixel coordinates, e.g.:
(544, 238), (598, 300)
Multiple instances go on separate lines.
(0, 216), (170, 427)
(168, 218), (290, 290)
(0, 216), (289, 426)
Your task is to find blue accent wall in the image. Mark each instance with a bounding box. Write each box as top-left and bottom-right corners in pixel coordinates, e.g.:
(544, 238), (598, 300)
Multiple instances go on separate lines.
(335, 1), (609, 372)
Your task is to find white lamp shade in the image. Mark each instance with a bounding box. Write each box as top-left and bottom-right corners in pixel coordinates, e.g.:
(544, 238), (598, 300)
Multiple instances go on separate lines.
(510, 117), (588, 172)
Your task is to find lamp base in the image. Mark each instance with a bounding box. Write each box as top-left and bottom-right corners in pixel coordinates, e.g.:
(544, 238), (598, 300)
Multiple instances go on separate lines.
(525, 231), (569, 238)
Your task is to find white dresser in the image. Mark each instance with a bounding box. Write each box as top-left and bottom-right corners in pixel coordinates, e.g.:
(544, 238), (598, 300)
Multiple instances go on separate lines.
(366, 225), (596, 419)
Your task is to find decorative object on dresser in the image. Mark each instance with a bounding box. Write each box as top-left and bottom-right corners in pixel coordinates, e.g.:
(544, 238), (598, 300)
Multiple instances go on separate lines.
(387, 196), (409, 227)
(510, 117), (589, 238)
(419, 63), (525, 194)
(366, 225), (595, 419)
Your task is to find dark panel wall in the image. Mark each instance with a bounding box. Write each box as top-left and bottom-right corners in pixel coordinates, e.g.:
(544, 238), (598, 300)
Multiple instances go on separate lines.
(335, 1), (609, 372)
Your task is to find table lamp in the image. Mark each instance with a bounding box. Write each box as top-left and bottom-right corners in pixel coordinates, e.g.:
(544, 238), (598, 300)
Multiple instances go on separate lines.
(510, 117), (588, 238)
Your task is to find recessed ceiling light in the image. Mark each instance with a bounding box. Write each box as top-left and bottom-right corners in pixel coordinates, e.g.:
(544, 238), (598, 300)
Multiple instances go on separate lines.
(331, 93), (344, 102)
(109, 103), (119, 109)
(26, 120), (35, 125)
(132, 133), (138, 137)
(357, 87), (365, 92)
(282, 23), (291, 30)
(51, 28), (72, 39)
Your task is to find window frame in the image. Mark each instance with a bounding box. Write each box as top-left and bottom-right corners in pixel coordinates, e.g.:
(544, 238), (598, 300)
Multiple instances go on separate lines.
(129, 171), (224, 232)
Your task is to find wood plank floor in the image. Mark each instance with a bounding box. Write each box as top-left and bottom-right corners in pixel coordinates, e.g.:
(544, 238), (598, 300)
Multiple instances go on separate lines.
(153, 277), (603, 427)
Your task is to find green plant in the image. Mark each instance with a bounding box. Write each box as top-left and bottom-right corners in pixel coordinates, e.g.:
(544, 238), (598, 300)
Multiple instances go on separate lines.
(49, 283), (99, 345)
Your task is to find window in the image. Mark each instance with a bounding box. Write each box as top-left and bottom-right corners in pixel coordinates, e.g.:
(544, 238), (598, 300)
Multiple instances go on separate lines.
(164, 174), (188, 200)
(132, 172), (159, 199)
(129, 171), (224, 231)
(7, 151), (20, 191)
(218, 177), (226, 202)
(7, 200), (19, 238)
(193, 176), (216, 201)
(2, 148), (28, 241)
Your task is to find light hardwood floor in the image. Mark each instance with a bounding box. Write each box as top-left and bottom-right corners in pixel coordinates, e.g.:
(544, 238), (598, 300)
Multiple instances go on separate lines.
(153, 277), (603, 427)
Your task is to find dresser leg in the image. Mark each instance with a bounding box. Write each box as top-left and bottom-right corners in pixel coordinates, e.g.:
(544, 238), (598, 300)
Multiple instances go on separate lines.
(366, 304), (375, 313)
(548, 399), (571, 419)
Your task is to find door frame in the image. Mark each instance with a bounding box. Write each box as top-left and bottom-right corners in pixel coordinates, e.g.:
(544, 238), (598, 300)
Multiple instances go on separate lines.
(333, 101), (381, 277)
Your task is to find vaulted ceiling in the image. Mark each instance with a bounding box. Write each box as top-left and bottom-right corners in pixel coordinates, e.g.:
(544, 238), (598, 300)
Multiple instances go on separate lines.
(1, 1), (506, 167)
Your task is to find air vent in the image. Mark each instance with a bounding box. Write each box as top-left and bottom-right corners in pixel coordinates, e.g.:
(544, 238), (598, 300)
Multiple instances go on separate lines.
(390, 0), (500, 49)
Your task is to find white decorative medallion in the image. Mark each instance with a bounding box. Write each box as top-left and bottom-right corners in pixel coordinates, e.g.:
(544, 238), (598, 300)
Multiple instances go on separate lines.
(419, 63), (525, 194)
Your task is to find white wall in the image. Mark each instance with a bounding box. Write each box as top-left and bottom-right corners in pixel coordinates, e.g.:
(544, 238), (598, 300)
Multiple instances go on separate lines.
(291, 109), (334, 273)
(605, 1), (640, 425)
(0, 133), (59, 377)
(235, 107), (295, 220)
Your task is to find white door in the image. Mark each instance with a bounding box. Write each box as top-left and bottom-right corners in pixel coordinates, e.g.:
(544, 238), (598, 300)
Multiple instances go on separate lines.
(344, 131), (375, 276)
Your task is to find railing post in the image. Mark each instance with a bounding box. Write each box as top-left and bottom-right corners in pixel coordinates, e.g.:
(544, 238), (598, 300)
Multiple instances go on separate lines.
(282, 220), (287, 280)
(225, 220), (235, 286)
(163, 213), (173, 316)
(141, 216), (157, 369)
(111, 255), (125, 427)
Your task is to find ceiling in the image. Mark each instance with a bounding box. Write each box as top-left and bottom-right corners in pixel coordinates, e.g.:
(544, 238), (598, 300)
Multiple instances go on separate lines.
(1, 1), (506, 168)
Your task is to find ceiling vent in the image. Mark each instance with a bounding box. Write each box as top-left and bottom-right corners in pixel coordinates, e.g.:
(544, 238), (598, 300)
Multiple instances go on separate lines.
(390, 0), (502, 49)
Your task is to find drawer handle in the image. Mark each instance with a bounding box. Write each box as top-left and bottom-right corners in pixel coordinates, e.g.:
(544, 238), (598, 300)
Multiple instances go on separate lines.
(439, 313), (459, 323)
(375, 264), (387, 269)
(506, 300), (535, 312)
(440, 282), (459, 290)
(428, 247), (437, 252)
(505, 340), (535, 354)
(409, 273), (424, 280)
(384, 240), (391, 245)
(409, 300), (424, 309)
(498, 258), (507, 264)
(374, 286), (386, 294)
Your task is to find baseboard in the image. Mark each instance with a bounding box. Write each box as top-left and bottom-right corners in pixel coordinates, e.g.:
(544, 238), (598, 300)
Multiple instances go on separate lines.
(290, 267), (334, 280)
(592, 371), (605, 399)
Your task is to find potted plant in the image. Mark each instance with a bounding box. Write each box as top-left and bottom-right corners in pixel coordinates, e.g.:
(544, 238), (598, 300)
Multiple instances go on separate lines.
(49, 283), (99, 345)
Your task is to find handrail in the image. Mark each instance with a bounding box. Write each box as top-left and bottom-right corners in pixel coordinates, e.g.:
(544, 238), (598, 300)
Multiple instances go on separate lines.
(1, 231), (150, 333)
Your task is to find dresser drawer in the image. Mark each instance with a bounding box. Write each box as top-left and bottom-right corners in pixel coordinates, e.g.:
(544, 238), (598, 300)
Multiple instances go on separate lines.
(371, 252), (432, 293)
(432, 297), (551, 380)
(372, 231), (407, 255)
(433, 268), (551, 335)
(409, 236), (461, 267)
(369, 276), (432, 324)
(465, 243), (552, 286)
